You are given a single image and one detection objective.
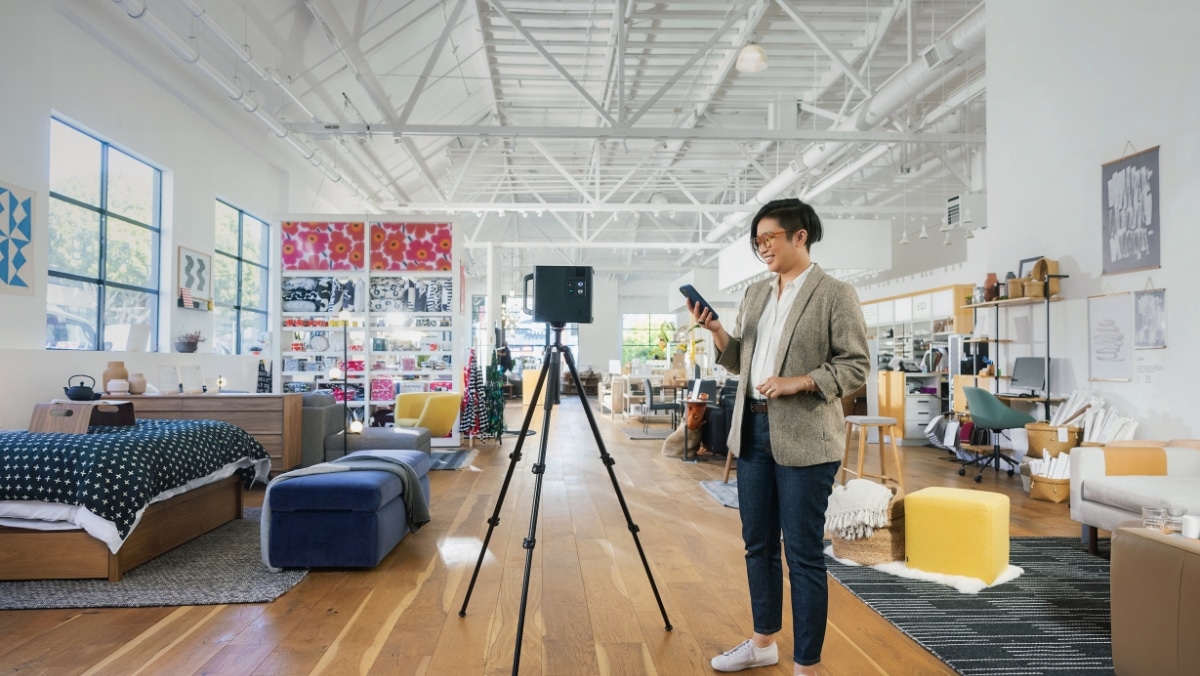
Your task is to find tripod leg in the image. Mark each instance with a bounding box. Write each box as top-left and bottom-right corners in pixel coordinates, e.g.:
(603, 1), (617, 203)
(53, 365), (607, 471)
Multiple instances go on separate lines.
(458, 346), (553, 618)
(562, 346), (673, 631)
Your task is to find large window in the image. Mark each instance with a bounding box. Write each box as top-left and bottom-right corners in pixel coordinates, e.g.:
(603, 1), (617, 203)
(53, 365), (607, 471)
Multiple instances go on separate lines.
(621, 313), (676, 362)
(213, 200), (270, 355)
(47, 118), (161, 351)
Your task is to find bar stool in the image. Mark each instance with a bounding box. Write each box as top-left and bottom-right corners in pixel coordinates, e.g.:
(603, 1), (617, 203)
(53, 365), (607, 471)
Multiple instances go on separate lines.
(840, 415), (904, 494)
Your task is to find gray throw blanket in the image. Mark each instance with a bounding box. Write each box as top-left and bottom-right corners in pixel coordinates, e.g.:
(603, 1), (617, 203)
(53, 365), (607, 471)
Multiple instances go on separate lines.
(260, 450), (430, 572)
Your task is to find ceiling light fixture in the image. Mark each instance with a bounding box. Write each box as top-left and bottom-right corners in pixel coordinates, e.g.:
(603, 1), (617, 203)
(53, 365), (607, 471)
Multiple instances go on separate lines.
(964, 228), (976, 239)
(900, 229), (910, 245)
(918, 223), (929, 239)
(736, 43), (768, 73)
(943, 232), (953, 245)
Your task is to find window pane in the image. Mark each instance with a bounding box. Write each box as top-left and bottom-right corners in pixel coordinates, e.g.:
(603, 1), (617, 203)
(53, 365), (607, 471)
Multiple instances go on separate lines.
(104, 287), (157, 351)
(105, 218), (157, 288)
(49, 120), (101, 206)
(46, 278), (99, 350)
(241, 262), (268, 310)
(243, 216), (269, 263)
(215, 202), (239, 255)
(106, 148), (157, 224)
(48, 199), (101, 277)
(241, 311), (268, 354)
(214, 306), (238, 355)
(214, 253), (239, 305)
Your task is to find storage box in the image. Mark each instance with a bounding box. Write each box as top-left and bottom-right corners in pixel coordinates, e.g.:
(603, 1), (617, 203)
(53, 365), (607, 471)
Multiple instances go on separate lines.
(1007, 277), (1026, 299)
(1029, 474), (1070, 503)
(1025, 422), (1080, 458)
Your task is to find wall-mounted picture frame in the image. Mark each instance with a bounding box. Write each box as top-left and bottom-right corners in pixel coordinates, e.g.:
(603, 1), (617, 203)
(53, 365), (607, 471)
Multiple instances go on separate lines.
(177, 247), (212, 305)
(1088, 293), (1132, 381)
(1017, 256), (1042, 279)
(1101, 146), (1161, 276)
(1133, 288), (1167, 349)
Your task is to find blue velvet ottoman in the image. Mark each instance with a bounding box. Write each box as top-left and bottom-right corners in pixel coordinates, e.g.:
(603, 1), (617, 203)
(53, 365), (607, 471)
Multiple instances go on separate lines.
(265, 450), (432, 568)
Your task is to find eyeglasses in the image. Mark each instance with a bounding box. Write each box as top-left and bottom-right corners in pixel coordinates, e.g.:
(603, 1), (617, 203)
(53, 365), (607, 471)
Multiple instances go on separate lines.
(753, 230), (787, 249)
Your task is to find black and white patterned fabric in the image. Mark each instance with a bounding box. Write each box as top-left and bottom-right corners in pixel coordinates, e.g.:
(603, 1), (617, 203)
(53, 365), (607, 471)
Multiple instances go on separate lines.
(368, 276), (453, 312)
(0, 419), (268, 539)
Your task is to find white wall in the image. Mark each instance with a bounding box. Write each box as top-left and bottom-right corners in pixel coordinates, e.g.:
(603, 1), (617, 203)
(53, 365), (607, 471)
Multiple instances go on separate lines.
(0, 3), (356, 429)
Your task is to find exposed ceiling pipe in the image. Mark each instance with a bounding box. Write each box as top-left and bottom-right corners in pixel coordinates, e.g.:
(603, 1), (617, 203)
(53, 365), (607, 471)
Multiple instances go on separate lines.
(703, 1), (986, 243)
(111, 0), (349, 185)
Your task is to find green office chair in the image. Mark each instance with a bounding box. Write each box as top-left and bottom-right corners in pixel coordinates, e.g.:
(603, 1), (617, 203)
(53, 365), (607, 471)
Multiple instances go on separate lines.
(960, 387), (1035, 483)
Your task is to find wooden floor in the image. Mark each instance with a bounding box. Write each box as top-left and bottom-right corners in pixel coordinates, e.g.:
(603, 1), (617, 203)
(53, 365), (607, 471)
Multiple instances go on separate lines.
(0, 399), (1083, 675)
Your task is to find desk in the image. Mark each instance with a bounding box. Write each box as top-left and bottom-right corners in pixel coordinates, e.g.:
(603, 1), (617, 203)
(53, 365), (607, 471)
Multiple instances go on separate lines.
(996, 395), (1064, 420)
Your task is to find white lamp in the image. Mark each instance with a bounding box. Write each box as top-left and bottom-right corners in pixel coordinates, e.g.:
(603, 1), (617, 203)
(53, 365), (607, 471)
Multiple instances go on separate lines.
(736, 43), (768, 73)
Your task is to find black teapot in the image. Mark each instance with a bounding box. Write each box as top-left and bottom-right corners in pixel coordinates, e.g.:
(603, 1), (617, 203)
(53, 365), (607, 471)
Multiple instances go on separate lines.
(64, 374), (101, 401)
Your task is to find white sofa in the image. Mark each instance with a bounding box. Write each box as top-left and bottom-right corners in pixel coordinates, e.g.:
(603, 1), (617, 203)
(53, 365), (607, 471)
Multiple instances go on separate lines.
(1070, 445), (1200, 553)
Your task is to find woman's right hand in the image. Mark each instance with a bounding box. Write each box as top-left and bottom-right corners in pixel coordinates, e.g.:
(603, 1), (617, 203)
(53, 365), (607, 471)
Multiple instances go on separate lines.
(687, 299), (723, 334)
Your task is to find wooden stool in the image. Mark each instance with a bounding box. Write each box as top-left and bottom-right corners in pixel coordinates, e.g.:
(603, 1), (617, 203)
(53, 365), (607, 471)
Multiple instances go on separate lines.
(840, 415), (904, 494)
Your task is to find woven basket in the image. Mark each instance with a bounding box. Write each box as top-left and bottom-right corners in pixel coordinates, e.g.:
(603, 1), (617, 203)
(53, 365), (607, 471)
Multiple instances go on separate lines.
(1023, 280), (1046, 298)
(1029, 475), (1070, 503)
(1025, 422), (1081, 458)
(1007, 278), (1026, 299)
(1031, 257), (1061, 296)
(829, 497), (906, 566)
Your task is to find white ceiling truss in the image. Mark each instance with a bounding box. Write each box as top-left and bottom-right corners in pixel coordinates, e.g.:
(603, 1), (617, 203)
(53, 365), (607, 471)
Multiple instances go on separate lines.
(102, 0), (987, 287)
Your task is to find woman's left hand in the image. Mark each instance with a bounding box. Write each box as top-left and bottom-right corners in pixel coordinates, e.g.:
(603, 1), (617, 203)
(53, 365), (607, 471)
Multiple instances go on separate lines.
(757, 377), (798, 399)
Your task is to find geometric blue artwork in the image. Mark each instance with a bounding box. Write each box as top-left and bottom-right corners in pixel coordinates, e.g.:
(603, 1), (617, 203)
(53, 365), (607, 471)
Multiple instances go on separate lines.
(0, 180), (34, 295)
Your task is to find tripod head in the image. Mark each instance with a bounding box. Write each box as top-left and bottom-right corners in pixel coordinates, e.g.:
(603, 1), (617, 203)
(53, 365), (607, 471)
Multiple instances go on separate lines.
(549, 322), (567, 347)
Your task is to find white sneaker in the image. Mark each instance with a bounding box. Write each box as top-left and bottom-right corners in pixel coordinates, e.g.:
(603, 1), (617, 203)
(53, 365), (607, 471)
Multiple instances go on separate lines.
(711, 639), (779, 672)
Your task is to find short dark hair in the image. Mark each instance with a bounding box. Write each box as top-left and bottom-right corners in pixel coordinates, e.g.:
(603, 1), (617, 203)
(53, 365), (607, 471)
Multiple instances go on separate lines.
(749, 198), (823, 257)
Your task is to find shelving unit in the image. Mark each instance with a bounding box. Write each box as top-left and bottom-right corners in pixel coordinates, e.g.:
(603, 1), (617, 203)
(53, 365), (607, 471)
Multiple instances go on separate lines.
(280, 271), (460, 446)
(955, 291), (1066, 419)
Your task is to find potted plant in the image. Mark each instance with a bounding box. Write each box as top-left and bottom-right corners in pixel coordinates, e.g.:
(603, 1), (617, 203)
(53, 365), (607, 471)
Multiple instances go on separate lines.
(175, 330), (205, 353)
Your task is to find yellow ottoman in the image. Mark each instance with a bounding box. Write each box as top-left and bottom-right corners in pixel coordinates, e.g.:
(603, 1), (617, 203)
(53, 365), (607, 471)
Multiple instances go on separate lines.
(905, 487), (1009, 584)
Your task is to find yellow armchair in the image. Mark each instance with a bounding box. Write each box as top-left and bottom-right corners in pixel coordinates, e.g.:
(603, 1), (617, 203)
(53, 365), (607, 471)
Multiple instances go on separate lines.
(393, 391), (463, 438)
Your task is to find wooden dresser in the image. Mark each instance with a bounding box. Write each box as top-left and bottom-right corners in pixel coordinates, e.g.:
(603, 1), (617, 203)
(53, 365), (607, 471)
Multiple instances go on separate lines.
(102, 393), (302, 475)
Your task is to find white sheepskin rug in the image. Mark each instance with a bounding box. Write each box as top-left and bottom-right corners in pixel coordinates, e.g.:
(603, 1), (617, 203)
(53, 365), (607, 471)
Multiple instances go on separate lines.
(824, 545), (1025, 594)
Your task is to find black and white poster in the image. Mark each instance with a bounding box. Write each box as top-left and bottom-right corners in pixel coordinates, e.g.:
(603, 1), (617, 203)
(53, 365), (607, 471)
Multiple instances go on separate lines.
(1101, 146), (1160, 275)
(1133, 288), (1167, 349)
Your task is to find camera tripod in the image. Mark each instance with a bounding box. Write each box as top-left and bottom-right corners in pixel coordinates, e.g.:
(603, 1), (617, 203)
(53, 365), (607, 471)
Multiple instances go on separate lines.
(458, 323), (672, 674)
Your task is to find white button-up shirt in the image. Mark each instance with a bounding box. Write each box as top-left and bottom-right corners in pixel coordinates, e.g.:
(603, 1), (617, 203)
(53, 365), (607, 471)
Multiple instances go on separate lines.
(749, 264), (813, 398)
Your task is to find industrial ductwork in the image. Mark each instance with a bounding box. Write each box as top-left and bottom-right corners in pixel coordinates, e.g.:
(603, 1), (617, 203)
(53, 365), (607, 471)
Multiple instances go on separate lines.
(704, 1), (986, 242)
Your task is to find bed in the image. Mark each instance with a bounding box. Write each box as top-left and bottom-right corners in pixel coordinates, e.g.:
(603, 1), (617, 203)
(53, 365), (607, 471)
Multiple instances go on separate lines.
(0, 418), (270, 581)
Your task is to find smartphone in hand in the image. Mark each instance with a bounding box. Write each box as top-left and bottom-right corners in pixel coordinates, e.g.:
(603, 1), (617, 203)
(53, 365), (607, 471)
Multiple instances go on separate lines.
(679, 284), (719, 321)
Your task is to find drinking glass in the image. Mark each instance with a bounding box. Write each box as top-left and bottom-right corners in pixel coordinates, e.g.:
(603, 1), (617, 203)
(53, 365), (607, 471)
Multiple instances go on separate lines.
(1142, 506), (1165, 530)
(1166, 505), (1187, 517)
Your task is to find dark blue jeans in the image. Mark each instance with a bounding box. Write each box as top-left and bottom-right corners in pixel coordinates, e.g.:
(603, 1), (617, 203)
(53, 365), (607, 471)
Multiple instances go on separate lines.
(738, 408), (839, 667)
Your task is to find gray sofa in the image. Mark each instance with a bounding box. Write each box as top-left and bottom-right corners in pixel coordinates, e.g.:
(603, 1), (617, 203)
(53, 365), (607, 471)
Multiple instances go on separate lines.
(300, 392), (431, 466)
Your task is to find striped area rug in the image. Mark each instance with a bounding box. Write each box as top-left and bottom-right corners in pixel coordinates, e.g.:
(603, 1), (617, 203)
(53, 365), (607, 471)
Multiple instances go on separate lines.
(825, 537), (1112, 675)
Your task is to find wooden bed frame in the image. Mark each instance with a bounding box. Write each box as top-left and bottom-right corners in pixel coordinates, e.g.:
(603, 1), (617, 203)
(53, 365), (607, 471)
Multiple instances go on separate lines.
(0, 476), (243, 582)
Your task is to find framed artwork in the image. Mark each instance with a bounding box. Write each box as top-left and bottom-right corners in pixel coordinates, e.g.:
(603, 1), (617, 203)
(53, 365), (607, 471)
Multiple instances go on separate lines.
(0, 180), (35, 296)
(179, 365), (205, 394)
(1088, 293), (1132, 381)
(1101, 146), (1160, 275)
(157, 366), (180, 394)
(177, 247), (212, 303)
(281, 221), (366, 271)
(1017, 257), (1042, 279)
(1133, 288), (1167, 349)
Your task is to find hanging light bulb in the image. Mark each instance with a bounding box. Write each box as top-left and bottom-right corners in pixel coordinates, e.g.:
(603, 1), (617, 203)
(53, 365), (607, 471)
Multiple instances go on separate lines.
(964, 227), (976, 239)
(939, 216), (952, 233)
(736, 43), (769, 73)
(918, 223), (929, 239)
(899, 229), (910, 245)
(943, 232), (953, 245)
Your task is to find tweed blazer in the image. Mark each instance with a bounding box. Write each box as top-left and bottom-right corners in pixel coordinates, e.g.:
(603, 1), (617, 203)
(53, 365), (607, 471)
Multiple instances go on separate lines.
(715, 264), (869, 466)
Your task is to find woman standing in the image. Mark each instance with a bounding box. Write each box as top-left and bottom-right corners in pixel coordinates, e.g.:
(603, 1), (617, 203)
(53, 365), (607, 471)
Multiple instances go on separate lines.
(688, 198), (869, 675)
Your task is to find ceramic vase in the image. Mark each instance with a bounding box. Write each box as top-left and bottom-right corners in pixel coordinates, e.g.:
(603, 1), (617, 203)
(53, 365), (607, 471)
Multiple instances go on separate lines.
(102, 361), (129, 392)
(128, 372), (147, 395)
(984, 272), (999, 301)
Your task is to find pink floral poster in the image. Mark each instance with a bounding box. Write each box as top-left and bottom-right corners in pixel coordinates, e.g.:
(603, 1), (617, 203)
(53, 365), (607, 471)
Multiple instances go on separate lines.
(370, 222), (452, 271)
(281, 221), (366, 271)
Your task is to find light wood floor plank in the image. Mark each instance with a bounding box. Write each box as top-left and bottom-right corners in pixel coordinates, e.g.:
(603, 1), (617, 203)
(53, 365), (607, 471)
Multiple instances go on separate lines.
(5, 398), (1084, 674)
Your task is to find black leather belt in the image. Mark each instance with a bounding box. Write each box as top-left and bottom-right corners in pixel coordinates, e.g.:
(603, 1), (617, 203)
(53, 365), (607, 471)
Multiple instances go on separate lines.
(747, 398), (769, 414)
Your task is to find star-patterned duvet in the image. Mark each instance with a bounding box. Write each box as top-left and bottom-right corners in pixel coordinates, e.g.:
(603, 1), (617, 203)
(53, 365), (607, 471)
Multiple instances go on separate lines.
(0, 419), (270, 552)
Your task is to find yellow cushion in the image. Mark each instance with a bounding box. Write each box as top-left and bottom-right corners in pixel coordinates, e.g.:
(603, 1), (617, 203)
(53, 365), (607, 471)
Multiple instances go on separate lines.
(905, 487), (1009, 584)
(1102, 447), (1167, 476)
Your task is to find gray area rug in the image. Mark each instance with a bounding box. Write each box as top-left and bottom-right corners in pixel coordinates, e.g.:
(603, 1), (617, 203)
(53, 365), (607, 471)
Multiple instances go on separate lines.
(825, 537), (1112, 675)
(0, 508), (307, 610)
(430, 449), (477, 470)
(623, 428), (672, 440)
(701, 479), (738, 508)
